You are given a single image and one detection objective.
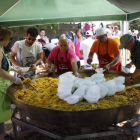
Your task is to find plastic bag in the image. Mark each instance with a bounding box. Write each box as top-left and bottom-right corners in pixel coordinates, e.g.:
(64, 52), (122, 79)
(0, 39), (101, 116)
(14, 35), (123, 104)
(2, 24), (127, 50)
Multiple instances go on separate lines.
(78, 79), (93, 87)
(59, 77), (74, 84)
(85, 77), (92, 80)
(81, 85), (91, 92)
(73, 78), (83, 88)
(57, 92), (72, 99)
(59, 72), (75, 81)
(104, 80), (117, 96)
(95, 78), (106, 84)
(91, 74), (105, 83)
(114, 76), (125, 85)
(97, 82), (106, 86)
(91, 73), (104, 80)
(57, 82), (73, 89)
(116, 84), (125, 92)
(84, 85), (100, 103)
(98, 85), (108, 98)
(73, 87), (86, 101)
(57, 87), (72, 95)
(64, 95), (79, 104)
(92, 81), (96, 85)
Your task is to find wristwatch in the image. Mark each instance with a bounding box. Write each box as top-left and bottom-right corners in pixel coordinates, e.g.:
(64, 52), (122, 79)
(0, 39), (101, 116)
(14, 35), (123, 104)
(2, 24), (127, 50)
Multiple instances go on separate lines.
(107, 64), (111, 69)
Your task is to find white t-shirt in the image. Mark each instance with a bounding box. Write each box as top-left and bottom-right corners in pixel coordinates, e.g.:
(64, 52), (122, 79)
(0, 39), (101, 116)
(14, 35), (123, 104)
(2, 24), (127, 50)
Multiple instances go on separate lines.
(80, 38), (98, 65)
(113, 31), (122, 38)
(11, 40), (42, 67)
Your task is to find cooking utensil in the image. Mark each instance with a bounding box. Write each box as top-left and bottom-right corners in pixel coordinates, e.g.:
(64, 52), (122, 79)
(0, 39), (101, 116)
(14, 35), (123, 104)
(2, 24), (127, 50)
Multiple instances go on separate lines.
(53, 72), (58, 78)
(11, 66), (30, 73)
(22, 77), (38, 92)
(116, 83), (140, 95)
(16, 72), (38, 92)
(7, 70), (140, 127)
(91, 64), (98, 69)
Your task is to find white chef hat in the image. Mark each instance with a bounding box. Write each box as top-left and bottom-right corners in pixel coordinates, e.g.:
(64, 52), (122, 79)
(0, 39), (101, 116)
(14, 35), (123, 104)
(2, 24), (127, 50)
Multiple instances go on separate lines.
(96, 27), (107, 36)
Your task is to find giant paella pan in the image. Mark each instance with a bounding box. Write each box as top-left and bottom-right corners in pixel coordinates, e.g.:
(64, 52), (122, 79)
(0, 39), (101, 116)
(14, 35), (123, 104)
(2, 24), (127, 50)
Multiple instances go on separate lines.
(7, 70), (140, 127)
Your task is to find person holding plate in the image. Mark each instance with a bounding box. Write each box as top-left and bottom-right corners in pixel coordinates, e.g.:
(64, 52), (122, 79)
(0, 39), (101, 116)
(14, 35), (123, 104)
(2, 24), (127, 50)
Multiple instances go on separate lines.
(119, 34), (140, 84)
(10, 27), (43, 77)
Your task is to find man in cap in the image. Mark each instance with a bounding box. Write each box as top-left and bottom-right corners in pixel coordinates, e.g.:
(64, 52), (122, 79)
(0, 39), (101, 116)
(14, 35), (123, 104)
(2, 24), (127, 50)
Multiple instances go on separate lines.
(87, 27), (121, 71)
(119, 34), (140, 84)
(80, 30), (98, 69)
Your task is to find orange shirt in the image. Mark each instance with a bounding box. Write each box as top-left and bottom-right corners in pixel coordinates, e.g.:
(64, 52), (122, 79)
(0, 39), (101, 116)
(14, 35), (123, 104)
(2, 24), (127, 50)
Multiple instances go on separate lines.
(90, 38), (120, 58)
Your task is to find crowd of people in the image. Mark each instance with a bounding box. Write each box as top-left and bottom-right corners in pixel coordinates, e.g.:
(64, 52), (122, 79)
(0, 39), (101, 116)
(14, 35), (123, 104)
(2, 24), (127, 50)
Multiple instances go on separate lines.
(0, 23), (140, 139)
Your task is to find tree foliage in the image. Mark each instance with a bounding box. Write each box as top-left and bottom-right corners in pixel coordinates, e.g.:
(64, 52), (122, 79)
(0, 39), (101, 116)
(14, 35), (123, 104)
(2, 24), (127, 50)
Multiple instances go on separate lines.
(129, 18), (140, 32)
(48, 24), (59, 34)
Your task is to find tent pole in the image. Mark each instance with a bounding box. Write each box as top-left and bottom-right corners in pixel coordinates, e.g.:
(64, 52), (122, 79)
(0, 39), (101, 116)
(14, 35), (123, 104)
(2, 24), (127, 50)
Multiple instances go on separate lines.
(120, 21), (125, 66)
(121, 15), (129, 66)
(124, 15), (129, 66)
(120, 21), (124, 35)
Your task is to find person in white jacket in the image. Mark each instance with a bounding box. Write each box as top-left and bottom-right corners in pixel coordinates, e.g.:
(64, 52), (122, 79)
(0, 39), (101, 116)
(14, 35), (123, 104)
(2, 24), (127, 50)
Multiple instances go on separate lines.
(80, 30), (98, 69)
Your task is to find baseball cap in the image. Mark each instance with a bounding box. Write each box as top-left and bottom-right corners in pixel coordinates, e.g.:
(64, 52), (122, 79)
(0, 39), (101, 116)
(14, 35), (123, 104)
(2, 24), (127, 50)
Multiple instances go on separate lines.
(96, 27), (107, 36)
(114, 26), (118, 29)
(65, 31), (68, 35)
(85, 30), (93, 36)
(119, 34), (133, 49)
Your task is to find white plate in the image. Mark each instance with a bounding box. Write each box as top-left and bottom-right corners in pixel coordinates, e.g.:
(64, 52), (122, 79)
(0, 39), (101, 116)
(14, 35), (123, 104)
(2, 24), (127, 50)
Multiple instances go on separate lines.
(20, 67), (30, 72)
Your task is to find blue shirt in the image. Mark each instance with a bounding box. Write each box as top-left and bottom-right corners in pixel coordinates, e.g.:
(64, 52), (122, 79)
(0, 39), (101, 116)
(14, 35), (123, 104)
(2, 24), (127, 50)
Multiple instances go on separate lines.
(131, 40), (140, 69)
(66, 35), (71, 39)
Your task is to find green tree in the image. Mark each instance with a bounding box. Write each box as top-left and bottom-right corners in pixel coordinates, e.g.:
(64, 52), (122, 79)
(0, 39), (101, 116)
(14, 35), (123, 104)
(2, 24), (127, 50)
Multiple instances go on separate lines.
(129, 18), (140, 32)
(48, 24), (59, 34)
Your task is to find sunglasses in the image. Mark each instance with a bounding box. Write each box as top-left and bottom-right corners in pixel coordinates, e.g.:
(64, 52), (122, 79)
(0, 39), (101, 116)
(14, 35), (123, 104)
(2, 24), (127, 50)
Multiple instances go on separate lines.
(27, 37), (36, 41)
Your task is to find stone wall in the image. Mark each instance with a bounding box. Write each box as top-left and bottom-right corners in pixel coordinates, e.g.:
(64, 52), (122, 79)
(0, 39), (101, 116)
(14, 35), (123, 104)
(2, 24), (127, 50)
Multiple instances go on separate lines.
(45, 24), (78, 40)
(16, 24), (78, 41)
